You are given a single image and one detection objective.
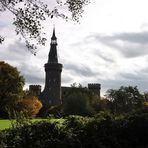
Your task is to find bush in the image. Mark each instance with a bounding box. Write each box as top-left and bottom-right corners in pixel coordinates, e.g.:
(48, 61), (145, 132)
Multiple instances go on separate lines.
(1, 112), (148, 148)
(16, 96), (42, 117)
(0, 121), (81, 148)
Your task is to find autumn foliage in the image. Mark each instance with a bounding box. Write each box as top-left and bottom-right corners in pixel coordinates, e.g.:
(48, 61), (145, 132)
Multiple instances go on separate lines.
(17, 96), (42, 117)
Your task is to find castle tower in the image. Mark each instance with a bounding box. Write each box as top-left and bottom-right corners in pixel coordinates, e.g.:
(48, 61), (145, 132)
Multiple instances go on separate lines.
(40, 28), (62, 112)
(29, 85), (41, 97)
(88, 83), (101, 99)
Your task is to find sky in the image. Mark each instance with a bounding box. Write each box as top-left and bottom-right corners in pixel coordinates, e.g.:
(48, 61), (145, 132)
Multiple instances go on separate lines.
(1, 0), (148, 96)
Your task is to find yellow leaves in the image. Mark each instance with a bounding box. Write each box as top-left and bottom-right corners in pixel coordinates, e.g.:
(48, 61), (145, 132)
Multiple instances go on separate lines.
(143, 102), (148, 107)
(17, 96), (42, 117)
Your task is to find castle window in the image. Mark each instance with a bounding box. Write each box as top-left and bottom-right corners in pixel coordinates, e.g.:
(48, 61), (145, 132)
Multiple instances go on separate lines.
(51, 40), (57, 44)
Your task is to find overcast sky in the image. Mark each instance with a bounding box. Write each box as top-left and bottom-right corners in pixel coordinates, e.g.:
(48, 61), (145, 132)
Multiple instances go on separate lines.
(1, 0), (148, 95)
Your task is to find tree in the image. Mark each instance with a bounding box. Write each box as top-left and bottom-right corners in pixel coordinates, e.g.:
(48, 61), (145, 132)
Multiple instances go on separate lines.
(0, 0), (90, 54)
(105, 86), (144, 114)
(64, 83), (93, 100)
(143, 92), (148, 102)
(0, 61), (25, 118)
(16, 96), (42, 117)
(63, 84), (94, 116)
(92, 97), (111, 112)
(63, 91), (94, 116)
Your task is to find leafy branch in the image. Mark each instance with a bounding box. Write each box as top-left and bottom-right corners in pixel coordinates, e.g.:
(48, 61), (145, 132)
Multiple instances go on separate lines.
(0, 0), (90, 54)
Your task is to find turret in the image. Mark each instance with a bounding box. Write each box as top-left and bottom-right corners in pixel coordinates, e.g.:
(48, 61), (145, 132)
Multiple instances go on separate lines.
(39, 28), (63, 116)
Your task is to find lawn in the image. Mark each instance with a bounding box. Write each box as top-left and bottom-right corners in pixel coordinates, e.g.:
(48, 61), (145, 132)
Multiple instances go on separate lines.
(0, 120), (12, 130)
(0, 118), (65, 130)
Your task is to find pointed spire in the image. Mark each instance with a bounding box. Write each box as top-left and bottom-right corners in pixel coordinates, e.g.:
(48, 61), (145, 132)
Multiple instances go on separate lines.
(48, 27), (58, 63)
(51, 26), (57, 40)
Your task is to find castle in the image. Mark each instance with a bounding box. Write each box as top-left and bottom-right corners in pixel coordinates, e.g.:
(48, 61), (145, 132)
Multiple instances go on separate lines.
(29, 28), (101, 112)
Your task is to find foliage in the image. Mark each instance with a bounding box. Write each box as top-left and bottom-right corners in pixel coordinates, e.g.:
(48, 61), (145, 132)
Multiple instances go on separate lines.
(92, 97), (111, 112)
(65, 115), (91, 129)
(0, 61), (25, 118)
(9, 110), (32, 129)
(47, 105), (63, 118)
(0, 121), (80, 148)
(16, 96), (42, 117)
(0, 0), (90, 54)
(106, 86), (144, 114)
(143, 92), (148, 101)
(63, 91), (94, 116)
(1, 112), (148, 147)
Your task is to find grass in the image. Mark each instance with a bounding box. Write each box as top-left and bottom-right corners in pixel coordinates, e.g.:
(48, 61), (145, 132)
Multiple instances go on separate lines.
(0, 118), (65, 130)
(0, 119), (12, 130)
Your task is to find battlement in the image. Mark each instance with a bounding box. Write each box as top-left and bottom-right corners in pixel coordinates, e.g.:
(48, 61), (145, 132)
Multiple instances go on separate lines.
(88, 83), (101, 98)
(29, 85), (41, 96)
(88, 83), (101, 89)
(29, 85), (41, 90)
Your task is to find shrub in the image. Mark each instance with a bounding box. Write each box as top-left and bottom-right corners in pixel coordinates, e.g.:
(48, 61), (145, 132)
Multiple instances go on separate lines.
(0, 121), (81, 148)
(16, 96), (42, 117)
(1, 112), (148, 148)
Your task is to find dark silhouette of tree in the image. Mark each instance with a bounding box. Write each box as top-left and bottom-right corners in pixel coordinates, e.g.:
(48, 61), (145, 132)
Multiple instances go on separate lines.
(143, 92), (148, 101)
(106, 86), (144, 114)
(63, 84), (94, 116)
(92, 97), (111, 112)
(0, 61), (25, 118)
(0, 0), (90, 54)
(63, 91), (94, 116)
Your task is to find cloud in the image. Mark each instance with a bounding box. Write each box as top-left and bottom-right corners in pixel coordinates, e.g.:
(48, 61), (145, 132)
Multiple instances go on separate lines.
(18, 62), (44, 84)
(97, 76), (148, 95)
(64, 62), (100, 77)
(112, 32), (148, 44)
(61, 74), (73, 85)
(92, 48), (115, 63)
(0, 40), (30, 62)
(88, 31), (148, 58)
(120, 72), (142, 80)
(24, 74), (44, 85)
(0, 21), (8, 29)
(0, 40), (46, 88)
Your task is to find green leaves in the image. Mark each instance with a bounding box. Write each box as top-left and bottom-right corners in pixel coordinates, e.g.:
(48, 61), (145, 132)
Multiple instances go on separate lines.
(106, 86), (144, 114)
(0, 0), (90, 54)
(1, 112), (148, 147)
(0, 61), (25, 118)
(63, 91), (94, 116)
(65, 0), (90, 22)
